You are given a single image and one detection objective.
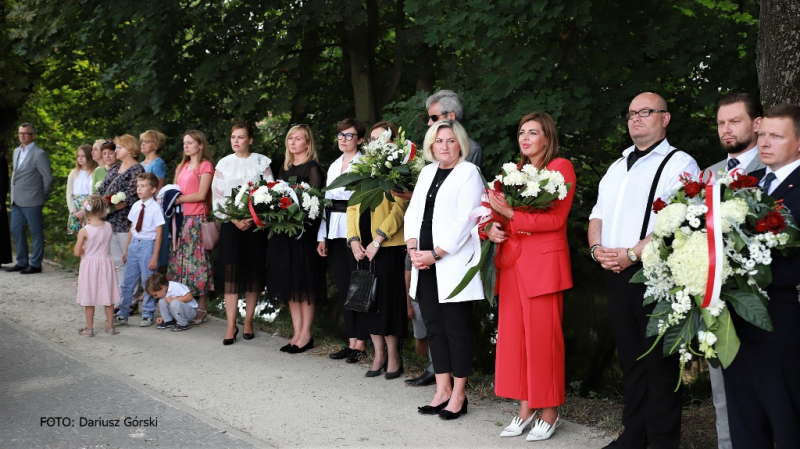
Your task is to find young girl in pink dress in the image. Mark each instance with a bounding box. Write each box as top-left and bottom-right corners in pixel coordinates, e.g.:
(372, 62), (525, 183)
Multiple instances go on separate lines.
(74, 195), (120, 336)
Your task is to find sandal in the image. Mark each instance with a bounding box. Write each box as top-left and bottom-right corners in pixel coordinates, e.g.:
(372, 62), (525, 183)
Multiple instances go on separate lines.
(526, 415), (560, 441)
(500, 411), (538, 437)
(78, 328), (95, 337)
(191, 309), (208, 325)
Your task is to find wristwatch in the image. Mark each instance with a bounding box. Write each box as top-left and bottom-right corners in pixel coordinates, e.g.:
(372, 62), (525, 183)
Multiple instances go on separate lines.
(626, 247), (639, 264)
(431, 249), (442, 261)
(373, 241), (381, 248)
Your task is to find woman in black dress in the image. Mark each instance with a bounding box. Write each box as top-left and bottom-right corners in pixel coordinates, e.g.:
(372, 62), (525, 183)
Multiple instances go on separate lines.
(0, 153), (12, 266)
(266, 124), (326, 353)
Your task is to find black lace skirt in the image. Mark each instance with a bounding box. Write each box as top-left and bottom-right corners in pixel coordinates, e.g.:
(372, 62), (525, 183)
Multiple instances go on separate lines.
(215, 222), (267, 294)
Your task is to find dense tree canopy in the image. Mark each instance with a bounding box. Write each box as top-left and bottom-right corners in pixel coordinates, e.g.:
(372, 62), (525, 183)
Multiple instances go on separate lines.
(3, 0), (780, 388)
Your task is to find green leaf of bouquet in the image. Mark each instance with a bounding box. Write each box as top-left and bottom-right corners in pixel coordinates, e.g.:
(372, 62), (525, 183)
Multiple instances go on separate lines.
(646, 300), (672, 337)
(731, 231), (747, 252)
(712, 307), (740, 368)
(629, 268), (647, 284)
(663, 309), (700, 356)
(357, 189), (386, 214)
(447, 239), (493, 300)
(721, 290), (773, 331)
(751, 263), (772, 286)
(324, 172), (367, 191)
(348, 187), (380, 207)
(481, 242), (498, 306)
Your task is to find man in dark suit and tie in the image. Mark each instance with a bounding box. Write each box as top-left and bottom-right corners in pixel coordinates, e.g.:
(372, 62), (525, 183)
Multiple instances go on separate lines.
(705, 92), (765, 449)
(723, 103), (800, 449)
(6, 123), (53, 274)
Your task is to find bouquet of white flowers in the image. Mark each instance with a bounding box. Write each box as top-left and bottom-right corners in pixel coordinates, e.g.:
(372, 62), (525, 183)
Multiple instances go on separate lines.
(105, 191), (126, 205)
(249, 177), (329, 238)
(632, 171), (799, 388)
(324, 127), (424, 213)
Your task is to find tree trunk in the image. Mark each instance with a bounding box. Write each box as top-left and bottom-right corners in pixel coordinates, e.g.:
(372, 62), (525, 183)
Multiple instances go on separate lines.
(757, 0), (800, 107)
(342, 2), (378, 125)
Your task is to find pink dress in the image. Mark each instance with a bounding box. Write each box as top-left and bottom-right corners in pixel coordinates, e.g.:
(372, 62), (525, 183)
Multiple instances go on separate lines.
(77, 222), (120, 306)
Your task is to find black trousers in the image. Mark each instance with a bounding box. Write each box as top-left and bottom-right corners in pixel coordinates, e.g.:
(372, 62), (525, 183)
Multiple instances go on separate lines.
(327, 238), (364, 340)
(723, 337), (800, 448)
(417, 266), (474, 378)
(605, 269), (682, 449)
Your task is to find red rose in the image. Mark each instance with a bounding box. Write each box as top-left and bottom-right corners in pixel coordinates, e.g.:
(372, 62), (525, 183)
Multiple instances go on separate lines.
(104, 195), (112, 204)
(729, 175), (759, 190)
(267, 181), (279, 188)
(279, 197), (292, 209)
(493, 180), (502, 191)
(756, 210), (786, 234)
(653, 198), (667, 214)
(683, 182), (704, 198)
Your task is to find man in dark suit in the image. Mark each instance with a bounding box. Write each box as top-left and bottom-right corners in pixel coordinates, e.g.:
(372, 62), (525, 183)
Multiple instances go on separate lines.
(723, 103), (800, 448)
(6, 123), (53, 274)
(705, 92), (764, 449)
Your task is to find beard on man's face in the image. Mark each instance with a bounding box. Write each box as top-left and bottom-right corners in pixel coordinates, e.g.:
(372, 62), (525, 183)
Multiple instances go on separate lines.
(720, 138), (752, 155)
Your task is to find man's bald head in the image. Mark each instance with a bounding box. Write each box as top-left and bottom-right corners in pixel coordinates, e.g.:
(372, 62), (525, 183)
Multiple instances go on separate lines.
(627, 92), (670, 149)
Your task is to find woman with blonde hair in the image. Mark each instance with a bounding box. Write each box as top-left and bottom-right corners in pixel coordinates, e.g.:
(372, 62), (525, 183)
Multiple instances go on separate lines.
(90, 140), (107, 194)
(168, 130), (215, 324)
(266, 124), (325, 353)
(97, 134), (144, 298)
(66, 144), (97, 234)
(139, 130), (168, 191)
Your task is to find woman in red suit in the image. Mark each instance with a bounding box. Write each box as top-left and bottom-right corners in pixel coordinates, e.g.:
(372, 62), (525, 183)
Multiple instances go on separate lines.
(487, 112), (575, 442)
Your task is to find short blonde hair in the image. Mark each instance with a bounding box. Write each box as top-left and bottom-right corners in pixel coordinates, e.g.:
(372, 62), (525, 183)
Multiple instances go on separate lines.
(139, 130), (166, 150)
(283, 124), (318, 171)
(114, 134), (141, 158)
(422, 120), (470, 163)
(84, 195), (108, 218)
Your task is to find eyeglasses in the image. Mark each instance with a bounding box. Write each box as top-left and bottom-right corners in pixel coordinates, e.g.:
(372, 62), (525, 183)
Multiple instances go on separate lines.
(18, 132), (33, 136)
(625, 109), (667, 120)
(337, 132), (357, 141)
(428, 113), (447, 123)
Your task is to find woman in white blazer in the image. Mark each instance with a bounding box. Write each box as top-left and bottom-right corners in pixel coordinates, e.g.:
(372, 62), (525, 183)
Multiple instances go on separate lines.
(405, 120), (484, 421)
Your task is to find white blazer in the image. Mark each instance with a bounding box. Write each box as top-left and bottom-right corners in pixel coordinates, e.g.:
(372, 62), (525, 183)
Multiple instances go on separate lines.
(405, 161), (485, 303)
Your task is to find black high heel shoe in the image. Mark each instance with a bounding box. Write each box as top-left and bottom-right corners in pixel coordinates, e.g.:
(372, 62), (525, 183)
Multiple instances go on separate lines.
(222, 326), (239, 346)
(385, 359), (404, 380)
(243, 323), (255, 340)
(365, 358), (388, 377)
(438, 397), (468, 420)
(288, 337), (314, 354)
(418, 398), (450, 415)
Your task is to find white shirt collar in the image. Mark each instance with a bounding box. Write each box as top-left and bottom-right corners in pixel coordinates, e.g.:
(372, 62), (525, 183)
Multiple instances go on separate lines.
(18, 142), (34, 153)
(729, 145), (758, 170)
(621, 138), (671, 158)
(763, 158), (800, 194)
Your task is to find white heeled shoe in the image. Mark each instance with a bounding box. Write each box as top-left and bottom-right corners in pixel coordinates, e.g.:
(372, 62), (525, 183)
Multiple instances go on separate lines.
(526, 415), (560, 441)
(500, 411), (538, 437)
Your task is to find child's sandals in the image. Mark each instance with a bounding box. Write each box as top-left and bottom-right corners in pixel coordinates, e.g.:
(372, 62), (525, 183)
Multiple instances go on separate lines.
(78, 328), (95, 337)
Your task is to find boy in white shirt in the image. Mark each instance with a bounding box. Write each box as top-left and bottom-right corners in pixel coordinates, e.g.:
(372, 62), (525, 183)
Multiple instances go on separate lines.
(115, 173), (164, 326)
(146, 273), (196, 332)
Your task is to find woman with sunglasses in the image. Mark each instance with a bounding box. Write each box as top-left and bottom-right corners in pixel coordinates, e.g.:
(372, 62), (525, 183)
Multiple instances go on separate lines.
(318, 118), (368, 362)
(347, 121), (409, 379)
(267, 124), (325, 354)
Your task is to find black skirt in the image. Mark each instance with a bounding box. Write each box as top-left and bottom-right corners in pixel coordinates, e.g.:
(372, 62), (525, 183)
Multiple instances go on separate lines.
(353, 245), (408, 337)
(215, 221), (267, 294)
(265, 229), (326, 304)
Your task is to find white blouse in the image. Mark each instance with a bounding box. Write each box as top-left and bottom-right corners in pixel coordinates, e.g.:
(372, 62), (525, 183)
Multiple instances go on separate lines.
(211, 153), (274, 219)
(317, 152), (361, 241)
(73, 170), (92, 195)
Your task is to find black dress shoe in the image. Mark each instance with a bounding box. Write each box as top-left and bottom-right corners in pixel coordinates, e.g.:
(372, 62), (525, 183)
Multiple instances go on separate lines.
(5, 265), (28, 272)
(20, 266), (42, 274)
(288, 337), (314, 354)
(329, 346), (354, 360)
(222, 326), (239, 346)
(345, 349), (366, 363)
(385, 362), (404, 380)
(279, 343), (294, 352)
(438, 397), (468, 420)
(418, 398), (449, 415)
(601, 440), (619, 448)
(405, 370), (436, 386)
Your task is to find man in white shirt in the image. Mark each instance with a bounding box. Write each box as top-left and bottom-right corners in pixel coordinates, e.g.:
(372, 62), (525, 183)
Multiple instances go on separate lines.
(705, 92), (764, 449)
(588, 92), (700, 449)
(723, 103), (800, 449)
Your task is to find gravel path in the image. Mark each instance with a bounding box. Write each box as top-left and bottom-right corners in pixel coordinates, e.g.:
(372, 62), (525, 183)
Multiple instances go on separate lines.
(0, 264), (613, 448)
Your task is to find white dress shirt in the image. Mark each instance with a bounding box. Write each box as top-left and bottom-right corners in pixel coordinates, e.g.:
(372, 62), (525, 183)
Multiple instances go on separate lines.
(127, 197), (166, 240)
(318, 152), (361, 241)
(590, 139), (700, 248)
(15, 142), (34, 168)
(761, 159), (800, 195)
(726, 146), (758, 173)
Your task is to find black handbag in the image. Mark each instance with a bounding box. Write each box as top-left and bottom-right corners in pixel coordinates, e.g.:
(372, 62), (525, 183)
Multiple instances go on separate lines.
(344, 261), (379, 313)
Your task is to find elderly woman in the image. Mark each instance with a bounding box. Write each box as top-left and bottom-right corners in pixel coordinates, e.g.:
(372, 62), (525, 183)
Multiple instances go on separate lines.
(266, 124), (325, 354)
(168, 130), (215, 324)
(347, 121), (409, 378)
(488, 113), (575, 441)
(212, 122), (274, 345)
(97, 135), (144, 296)
(139, 130), (168, 192)
(405, 120), (483, 419)
(318, 118), (368, 362)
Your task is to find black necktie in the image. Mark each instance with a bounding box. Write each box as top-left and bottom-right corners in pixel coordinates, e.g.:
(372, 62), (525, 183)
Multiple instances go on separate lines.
(763, 172), (777, 194)
(726, 158), (740, 171)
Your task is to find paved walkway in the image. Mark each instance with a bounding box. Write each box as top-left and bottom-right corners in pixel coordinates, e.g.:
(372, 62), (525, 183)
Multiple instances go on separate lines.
(0, 264), (613, 448)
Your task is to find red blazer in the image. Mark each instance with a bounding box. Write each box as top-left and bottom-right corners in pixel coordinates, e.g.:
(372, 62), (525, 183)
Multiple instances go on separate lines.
(503, 157), (575, 298)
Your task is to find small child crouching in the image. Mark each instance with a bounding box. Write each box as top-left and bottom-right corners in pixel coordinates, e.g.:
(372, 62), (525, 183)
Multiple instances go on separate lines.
(145, 273), (196, 332)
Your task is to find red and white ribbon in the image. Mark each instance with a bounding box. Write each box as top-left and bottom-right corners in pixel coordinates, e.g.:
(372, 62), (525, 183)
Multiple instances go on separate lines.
(466, 195), (492, 267)
(401, 140), (417, 164)
(702, 181), (723, 308)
